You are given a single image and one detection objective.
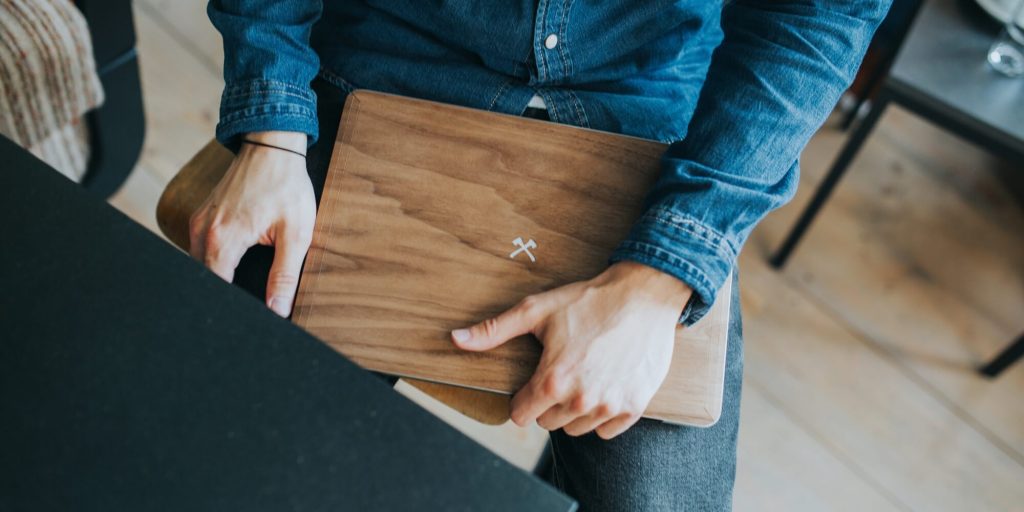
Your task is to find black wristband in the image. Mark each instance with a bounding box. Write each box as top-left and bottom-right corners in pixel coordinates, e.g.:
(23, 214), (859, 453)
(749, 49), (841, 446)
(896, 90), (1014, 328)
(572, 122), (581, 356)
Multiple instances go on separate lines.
(241, 139), (307, 158)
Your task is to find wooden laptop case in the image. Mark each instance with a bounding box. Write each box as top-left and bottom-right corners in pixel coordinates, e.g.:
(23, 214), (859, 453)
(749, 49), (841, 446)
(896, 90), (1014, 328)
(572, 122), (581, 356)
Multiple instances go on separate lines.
(293, 91), (730, 427)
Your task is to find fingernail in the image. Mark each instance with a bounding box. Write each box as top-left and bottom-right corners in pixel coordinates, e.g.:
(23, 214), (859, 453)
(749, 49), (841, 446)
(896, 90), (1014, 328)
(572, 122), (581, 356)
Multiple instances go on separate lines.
(269, 297), (291, 317)
(451, 329), (471, 343)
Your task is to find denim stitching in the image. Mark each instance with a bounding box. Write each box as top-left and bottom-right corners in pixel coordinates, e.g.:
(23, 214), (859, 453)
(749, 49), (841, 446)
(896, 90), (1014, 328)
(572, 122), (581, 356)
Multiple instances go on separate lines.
(615, 244), (716, 301)
(614, 241), (717, 300)
(223, 91), (315, 105)
(534, 0), (549, 83)
(558, 0), (575, 80)
(567, 89), (589, 128)
(555, 0), (568, 80)
(223, 88), (314, 101)
(487, 81), (511, 111)
(222, 79), (315, 102)
(222, 81), (311, 97)
(318, 68), (358, 93)
(643, 207), (737, 258)
(219, 109), (316, 125)
(645, 209), (723, 246)
(537, 89), (560, 123)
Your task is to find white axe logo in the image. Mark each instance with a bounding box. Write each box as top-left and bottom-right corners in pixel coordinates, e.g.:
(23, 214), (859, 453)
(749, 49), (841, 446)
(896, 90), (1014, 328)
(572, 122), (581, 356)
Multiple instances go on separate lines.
(509, 237), (537, 262)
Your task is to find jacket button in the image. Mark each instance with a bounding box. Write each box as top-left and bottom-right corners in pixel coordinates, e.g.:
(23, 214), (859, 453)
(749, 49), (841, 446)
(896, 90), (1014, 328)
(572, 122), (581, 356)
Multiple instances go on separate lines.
(544, 34), (558, 49)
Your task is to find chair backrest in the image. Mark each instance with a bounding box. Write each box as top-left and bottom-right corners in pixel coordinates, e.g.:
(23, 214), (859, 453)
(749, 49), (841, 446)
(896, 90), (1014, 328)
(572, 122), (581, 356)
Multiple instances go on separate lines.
(76, 0), (146, 197)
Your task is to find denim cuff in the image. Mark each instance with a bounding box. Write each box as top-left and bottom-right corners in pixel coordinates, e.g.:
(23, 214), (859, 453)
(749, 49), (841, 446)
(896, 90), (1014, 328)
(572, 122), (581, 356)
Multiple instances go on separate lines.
(216, 78), (319, 151)
(610, 205), (736, 326)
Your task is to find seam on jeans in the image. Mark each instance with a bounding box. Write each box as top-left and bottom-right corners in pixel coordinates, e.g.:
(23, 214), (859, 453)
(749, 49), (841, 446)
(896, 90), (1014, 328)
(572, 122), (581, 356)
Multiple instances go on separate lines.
(487, 81), (511, 111)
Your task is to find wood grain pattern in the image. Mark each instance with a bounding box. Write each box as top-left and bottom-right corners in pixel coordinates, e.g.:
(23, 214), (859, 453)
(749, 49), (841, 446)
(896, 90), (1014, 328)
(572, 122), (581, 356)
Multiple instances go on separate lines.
(293, 90), (731, 426)
(156, 138), (232, 251)
(155, 138), (512, 425)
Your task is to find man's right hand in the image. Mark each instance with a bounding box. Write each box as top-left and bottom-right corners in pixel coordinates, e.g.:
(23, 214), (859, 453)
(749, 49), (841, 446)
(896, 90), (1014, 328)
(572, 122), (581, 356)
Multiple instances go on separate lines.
(189, 130), (316, 317)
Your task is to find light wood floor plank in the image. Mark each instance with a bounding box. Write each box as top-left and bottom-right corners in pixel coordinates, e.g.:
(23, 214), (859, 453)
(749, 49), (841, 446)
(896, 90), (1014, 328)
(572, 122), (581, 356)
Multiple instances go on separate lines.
(754, 107), (1024, 458)
(738, 249), (1024, 511)
(735, 383), (906, 512)
(135, 0), (223, 75)
(130, 2), (222, 184)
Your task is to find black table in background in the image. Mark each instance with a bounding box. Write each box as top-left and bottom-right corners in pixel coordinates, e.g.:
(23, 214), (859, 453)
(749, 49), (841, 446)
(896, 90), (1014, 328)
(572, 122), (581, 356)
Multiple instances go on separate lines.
(0, 136), (574, 512)
(770, 0), (1024, 377)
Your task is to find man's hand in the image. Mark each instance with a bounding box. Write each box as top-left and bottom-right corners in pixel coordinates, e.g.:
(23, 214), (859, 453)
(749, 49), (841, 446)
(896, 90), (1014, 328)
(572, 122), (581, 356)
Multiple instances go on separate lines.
(189, 131), (316, 317)
(452, 261), (691, 439)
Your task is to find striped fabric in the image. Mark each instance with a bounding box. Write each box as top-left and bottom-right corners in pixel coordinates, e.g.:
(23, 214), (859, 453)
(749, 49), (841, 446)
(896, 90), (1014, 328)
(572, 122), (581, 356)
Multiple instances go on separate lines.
(0, 0), (104, 182)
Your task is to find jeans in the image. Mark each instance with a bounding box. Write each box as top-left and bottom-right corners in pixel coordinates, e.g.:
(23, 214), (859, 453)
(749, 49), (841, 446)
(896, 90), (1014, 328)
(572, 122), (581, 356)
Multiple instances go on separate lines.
(232, 78), (743, 511)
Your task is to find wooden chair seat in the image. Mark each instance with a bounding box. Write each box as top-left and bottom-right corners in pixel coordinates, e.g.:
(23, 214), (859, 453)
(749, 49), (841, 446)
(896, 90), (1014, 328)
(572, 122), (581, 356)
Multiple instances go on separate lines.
(157, 139), (511, 425)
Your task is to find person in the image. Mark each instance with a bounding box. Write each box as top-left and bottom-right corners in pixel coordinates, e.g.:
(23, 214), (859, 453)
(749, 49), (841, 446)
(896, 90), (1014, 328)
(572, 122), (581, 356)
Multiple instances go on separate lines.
(194, 1), (889, 509)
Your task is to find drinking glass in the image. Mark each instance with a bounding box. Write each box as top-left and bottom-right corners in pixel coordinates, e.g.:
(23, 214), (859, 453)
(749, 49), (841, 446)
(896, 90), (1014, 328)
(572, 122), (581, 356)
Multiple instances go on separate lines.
(988, 0), (1024, 77)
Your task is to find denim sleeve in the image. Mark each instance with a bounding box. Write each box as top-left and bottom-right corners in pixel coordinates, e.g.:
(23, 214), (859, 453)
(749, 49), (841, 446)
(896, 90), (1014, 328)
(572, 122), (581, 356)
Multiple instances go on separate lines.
(207, 0), (323, 150)
(610, 0), (891, 325)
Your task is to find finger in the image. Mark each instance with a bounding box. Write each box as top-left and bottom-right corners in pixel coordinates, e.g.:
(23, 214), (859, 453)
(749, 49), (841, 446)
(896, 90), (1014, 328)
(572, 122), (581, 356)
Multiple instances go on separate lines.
(452, 295), (546, 351)
(266, 226), (311, 317)
(509, 367), (570, 427)
(562, 404), (617, 437)
(595, 412), (643, 440)
(536, 392), (595, 431)
(204, 225), (248, 283)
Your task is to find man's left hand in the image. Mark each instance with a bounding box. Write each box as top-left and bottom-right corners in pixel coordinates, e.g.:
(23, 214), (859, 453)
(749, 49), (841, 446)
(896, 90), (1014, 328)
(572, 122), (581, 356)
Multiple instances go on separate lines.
(451, 261), (692, 439)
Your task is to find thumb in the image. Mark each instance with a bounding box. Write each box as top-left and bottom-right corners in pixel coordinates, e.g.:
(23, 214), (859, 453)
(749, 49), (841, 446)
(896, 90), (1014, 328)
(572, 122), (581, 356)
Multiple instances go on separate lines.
(452, 296), (545, 351)
(265, 225), (312, 317)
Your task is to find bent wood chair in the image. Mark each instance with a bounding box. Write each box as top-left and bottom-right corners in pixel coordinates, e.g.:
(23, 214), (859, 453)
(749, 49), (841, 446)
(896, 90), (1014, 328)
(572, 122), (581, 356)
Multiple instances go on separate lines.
(157, 139), (511, 425)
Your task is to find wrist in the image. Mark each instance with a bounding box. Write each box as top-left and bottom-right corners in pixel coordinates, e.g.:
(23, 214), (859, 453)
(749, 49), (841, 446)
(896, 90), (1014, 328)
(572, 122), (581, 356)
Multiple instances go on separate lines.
(244, 131), (307, 153)
(606, 261), (693, 314)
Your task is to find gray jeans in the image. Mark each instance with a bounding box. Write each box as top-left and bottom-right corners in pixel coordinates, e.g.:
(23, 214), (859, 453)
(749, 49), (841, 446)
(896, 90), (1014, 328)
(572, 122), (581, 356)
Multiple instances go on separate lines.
(548, 271), (743, 511)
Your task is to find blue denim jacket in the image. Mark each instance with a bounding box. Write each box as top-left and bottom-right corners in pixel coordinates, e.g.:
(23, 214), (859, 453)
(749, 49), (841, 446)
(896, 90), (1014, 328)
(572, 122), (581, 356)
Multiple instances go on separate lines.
(208, 0), (889, 324)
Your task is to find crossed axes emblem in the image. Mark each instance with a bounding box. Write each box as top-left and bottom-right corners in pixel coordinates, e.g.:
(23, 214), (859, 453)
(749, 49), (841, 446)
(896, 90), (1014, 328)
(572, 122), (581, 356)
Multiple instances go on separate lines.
(509, 237), (537, 262)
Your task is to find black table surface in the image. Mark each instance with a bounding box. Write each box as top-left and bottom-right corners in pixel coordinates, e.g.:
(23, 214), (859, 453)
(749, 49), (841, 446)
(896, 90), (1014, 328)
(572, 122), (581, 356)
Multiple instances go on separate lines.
(0, 136), (574, 512)
(888, 0), (1024, 155)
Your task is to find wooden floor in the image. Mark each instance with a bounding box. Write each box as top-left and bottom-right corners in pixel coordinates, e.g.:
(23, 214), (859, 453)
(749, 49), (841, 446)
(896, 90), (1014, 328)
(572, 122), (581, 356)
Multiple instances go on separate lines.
(113, 2), (1024, 510)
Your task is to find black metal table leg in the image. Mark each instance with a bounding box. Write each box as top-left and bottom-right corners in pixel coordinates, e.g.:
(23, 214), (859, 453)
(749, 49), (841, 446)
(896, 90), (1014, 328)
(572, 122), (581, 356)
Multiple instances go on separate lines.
(769, 93), (891, 269)
(980, 334), (1024, 378)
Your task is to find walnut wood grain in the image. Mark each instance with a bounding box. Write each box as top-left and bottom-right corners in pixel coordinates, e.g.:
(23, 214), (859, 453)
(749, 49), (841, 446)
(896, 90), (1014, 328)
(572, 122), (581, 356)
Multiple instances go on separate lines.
(293, 90), (730, 426)
(155, 137), (512, 425)
(156, 139), (232, 251)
